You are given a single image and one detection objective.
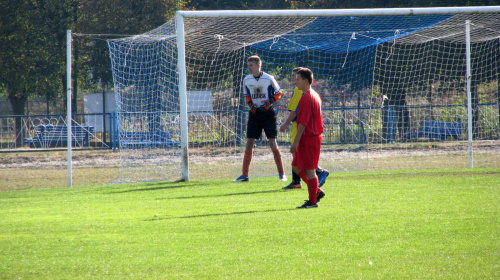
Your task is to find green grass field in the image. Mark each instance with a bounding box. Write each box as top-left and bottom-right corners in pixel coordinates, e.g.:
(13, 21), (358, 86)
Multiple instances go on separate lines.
(1, 169), (499, 279)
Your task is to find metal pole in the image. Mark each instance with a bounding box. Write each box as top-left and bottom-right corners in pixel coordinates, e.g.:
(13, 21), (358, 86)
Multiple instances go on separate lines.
(176, 13), (189, 181)
(66, 30), (73, 186)
(178, 6), (500, 18)
(465, 21), (473, 168)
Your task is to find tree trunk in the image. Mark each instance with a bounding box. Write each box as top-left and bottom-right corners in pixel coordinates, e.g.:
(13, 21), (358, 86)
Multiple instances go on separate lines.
(72, 41), (78, 115)
(71, 2), (78, 115)
(9, 94), (27, 147)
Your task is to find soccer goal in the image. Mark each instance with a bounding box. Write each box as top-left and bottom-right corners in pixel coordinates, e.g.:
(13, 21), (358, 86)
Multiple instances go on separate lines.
(108, 7), (500, 183)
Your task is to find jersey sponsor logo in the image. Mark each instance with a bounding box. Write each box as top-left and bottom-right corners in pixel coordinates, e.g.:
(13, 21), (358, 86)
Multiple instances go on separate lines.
(252, 93), (266, 99)
(249, 86), (266, 99)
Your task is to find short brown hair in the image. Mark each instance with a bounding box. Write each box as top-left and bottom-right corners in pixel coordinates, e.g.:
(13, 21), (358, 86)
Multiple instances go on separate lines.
(297, 68), (313, 84)
(292, 67), (303, 73)
(247, 55), (261, 64)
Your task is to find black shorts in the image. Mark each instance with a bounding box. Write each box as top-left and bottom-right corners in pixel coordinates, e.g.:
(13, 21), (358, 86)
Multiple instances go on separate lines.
(246, 108), (278, 139)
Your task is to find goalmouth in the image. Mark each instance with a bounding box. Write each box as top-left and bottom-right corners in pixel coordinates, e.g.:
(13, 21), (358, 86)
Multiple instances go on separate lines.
(108, 6), (500, 183)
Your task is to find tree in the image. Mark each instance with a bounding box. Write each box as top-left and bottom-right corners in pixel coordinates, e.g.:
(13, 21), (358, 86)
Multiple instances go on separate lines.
(0, 0), (188, 145)
(0, 0), (73, 145)
(291, 0), (499, 9)
(73, 0), (188, 143)
(75, 0), (188, 92)
(0, 0), (73, 110)
(186, 0), (292, 10)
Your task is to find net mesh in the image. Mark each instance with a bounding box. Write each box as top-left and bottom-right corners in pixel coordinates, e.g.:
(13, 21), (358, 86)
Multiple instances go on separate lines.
(108, 12), (500, 182)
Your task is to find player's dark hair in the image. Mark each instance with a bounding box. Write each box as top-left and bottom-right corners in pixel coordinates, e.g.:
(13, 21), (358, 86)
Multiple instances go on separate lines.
(292, 67), (303, 73)
(247, 55), (261, 64)
(297, 68), (314, 84)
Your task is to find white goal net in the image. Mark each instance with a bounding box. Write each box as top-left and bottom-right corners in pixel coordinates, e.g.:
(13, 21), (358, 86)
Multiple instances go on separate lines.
(108, 7), (500, 183)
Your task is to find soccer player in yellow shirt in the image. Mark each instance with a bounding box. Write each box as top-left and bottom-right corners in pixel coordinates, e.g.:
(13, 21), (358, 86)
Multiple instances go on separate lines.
(279, 67), (329, 189)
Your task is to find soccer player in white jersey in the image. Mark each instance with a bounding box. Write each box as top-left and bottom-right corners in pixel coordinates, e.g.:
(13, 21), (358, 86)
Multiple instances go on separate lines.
(233, 55), (287, 182)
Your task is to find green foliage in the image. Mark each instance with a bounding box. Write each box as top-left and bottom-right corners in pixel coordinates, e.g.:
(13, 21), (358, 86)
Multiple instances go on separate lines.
(185, 0), (498, 10)
(187, 0), (292, 10)
(0, 0), (72, 112)
(299, 0), (498, 9)
(77, 1), (184, 53)
(75, 0), (189, 92)
(1, 0), (497, 117)
(0, 169), (499, 278)
(0, 0), (189, 114)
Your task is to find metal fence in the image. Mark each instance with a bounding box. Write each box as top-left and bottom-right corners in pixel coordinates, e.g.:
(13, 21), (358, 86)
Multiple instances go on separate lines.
(0, 113), (116, 150)
(1, 103), (498, 152)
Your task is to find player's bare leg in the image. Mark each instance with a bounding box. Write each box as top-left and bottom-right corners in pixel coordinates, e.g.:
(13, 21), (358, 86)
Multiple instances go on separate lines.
(269, 138), (286, 181)
(243, 138), (256, 177)
(233, 138), (256, 182)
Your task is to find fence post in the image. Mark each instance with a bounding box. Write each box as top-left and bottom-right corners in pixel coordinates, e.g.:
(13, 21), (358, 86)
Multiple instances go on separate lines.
(111, 111), (117, 152)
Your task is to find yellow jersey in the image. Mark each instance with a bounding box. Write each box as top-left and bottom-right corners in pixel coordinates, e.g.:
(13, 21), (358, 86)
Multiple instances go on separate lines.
(287, 87), (303, 143)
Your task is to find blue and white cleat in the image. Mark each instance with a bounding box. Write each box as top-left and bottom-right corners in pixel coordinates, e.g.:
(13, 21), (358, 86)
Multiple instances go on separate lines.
(233, 175), (249, 182)
(279, 174), (287, 181)
(318, 170), (330, 187)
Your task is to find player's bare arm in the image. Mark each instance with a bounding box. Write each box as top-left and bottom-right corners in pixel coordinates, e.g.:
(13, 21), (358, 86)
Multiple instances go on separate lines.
(280, 111), (297, 132)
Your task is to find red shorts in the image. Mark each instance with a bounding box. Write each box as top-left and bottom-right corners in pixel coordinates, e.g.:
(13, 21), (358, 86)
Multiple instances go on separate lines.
(292, 135), (322, 171)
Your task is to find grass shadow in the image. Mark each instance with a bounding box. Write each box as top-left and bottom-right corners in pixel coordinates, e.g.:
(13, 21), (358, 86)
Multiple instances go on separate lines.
(162, 189), (284, 200)
(107, 181), (196, 194)
(146, 208), (292, 221)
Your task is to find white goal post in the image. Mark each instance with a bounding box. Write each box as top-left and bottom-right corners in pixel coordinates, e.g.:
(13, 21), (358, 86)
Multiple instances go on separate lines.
(108, 6), (500, 183)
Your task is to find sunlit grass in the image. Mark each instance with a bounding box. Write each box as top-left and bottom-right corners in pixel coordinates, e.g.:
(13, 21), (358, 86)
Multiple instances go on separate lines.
(0, 169), (499, 279)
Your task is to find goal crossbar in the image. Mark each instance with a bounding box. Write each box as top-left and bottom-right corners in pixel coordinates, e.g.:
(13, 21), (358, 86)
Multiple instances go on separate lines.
(177, 6), (500, 18)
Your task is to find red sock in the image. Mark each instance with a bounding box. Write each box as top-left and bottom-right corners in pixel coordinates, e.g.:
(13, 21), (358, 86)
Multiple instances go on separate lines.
(242, 151), (252, 177)
(305, 177), (319, 204)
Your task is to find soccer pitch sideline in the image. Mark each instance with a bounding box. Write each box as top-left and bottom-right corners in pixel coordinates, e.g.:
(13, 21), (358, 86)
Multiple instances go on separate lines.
(0, 169), (499, 279)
